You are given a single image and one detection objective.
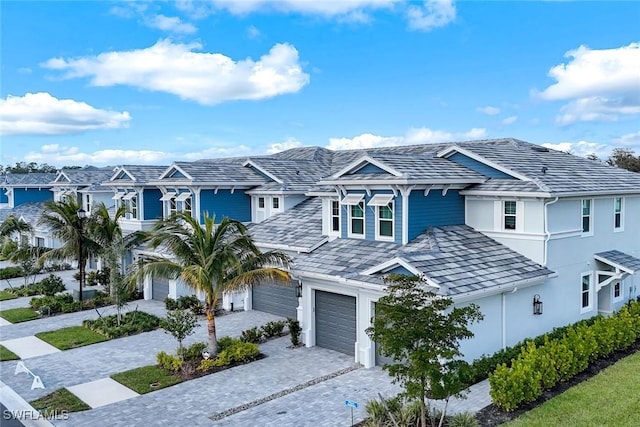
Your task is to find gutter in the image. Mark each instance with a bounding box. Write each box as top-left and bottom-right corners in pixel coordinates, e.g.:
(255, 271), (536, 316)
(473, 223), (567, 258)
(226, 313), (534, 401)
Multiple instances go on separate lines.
(452, 273), (556, 304)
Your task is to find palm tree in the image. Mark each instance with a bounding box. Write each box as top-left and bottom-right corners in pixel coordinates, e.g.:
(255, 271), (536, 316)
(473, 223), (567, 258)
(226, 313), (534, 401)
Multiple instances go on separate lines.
(133, 212), (291, 355)
(39, 196), (100, 301)
(0, 215), (34, 238)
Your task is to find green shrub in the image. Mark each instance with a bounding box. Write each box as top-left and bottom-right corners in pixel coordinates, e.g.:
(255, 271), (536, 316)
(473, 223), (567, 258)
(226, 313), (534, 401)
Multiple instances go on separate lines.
(287, 317), (301, 346)
(261, 320), (286, 338)
(0, 266), (25, 280)
(30, 294), (74, 314)
(217, 336), (235, 352)
(240, 326), (263, 343)
(83, 311), (161, 339)
(1, 239), (18, 260)
(157, 351), (183, 372)
(164, 297), (178, 310)
(448, 411), (479, 427)
(39, 274), (66, 296)
(178, 342), (208, 362)
(196, 339), (259, 371)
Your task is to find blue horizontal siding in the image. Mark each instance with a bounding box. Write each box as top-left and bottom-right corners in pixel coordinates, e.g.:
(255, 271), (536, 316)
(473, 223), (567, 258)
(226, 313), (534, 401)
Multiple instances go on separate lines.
(448, 152), (514, 179)
(351, 163), (388, 175)
(143, 188), (163, 220)
(0, 188), (7, 203)
(13, 188), (53, 206)
(339, 191), (401, 243)
(408, 190), (464, 240)
(200, 189), (251, 223)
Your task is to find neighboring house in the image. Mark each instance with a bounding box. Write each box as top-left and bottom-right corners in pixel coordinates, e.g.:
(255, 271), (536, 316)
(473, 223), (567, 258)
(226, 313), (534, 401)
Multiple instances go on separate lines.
(50, 167), (115, 214)
(0, 172), (55, 209)
(5, 138), (640, 369)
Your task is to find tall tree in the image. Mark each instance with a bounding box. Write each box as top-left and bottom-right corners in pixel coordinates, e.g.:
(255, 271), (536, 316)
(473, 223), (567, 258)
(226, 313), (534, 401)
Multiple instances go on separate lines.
(607, 148), (640, 173)
(0, 215), (34, 238)
(38, 196), (100, 301)
(367, 275), (483, 427)
(132, 213), (291, 355)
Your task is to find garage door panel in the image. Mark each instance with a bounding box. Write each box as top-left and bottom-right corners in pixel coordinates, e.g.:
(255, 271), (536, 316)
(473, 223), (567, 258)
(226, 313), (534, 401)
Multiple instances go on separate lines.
(315, 291), (356, 356)
(152, 277), (170, 301)
(252, 280), (298, 319)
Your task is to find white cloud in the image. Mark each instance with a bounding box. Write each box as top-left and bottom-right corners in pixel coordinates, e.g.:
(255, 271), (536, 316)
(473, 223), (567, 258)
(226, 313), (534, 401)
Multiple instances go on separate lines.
(0, 92), (131, 136)
(327, 126), (486, 150)
(42, 40), (310, 105)
(200, 0), (398, 17)
(613, 131), (640, 148)
(502, 115), (518, 125)
(541, 140), (610, 159)
(146, 14), (197, 34)
(267, 137), (303, 154)
(537, 42), (640, 124)
(477, 106), (500, 116)
(407, 0), (456, 32)
(247, 25), (261, 39)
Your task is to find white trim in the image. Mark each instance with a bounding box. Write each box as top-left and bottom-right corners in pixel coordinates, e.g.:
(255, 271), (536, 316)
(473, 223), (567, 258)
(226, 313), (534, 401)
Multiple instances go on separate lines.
(160, 192), (176, 201)
(374, 201), (394, 242)
(330, 155), (404, 179)
(435, 145), (531, 181)
(112, 191), (125, 200)
(580, 271), (594, 314)
(328, 199), (341, 236)
(613, 196), (624, 232)
(242, 160), (284, 184)
(347, 201), (365, 239)
(175, 192), (192, 202)
(367, 194), (394, 207)
(612, 280), (624, 303)
(581, 198), (594, 237)
(158, 163), (193, 180)
(122, 192), (137, 200)
(341, 193), (365, 205)
(593, 254), (637, 275)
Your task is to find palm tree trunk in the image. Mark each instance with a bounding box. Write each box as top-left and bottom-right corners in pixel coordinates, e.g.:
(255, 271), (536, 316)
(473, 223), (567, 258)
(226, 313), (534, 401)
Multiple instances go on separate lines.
(78, 249), (84, 302)
(206, 307), (218, 356)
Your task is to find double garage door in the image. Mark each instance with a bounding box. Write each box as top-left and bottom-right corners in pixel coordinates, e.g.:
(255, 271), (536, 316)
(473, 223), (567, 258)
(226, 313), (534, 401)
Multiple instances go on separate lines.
(252, 280), (298, 319)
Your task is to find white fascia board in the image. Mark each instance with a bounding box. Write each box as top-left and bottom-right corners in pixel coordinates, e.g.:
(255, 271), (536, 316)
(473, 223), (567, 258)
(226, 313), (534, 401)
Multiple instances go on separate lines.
(54, 171), (71, 183)
(158, 163), (193, 180)
(294, 270), (387, 292)
(253, 237), (328, 254)
(109, 167), (136, 182)
(242, 160), (284, 184)
(330, 155), (404, 179)
(461, 190), (552, 198)
(361, 256), (427, 280)
(451, 274), (556, 304)
(320, 178), (484, 186)
(593, 254), (636, 275)
(436, 145), (531, 181)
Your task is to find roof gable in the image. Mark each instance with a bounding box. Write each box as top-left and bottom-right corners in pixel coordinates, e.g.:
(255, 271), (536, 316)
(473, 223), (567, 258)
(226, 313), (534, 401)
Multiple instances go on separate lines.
(437, 145), (529, 180)
(158, 164), (192, 181)
(331, 155), (403, 179)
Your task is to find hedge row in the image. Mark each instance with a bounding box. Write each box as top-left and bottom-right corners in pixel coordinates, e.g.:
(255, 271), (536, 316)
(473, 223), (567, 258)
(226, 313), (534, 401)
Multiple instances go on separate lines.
(489, 301), (640, 411)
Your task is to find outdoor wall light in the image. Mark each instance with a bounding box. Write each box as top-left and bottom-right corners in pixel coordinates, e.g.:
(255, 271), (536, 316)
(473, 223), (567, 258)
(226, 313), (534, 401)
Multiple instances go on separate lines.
(296, 280), (303, 298)
(533, 294), (543, 315)
(77, 208), (87, 219)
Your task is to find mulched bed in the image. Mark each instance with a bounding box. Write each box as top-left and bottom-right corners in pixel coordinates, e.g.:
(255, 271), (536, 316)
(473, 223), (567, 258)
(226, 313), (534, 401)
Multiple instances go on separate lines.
(475, 339), (640, 426)
(177, 353), (267, 381)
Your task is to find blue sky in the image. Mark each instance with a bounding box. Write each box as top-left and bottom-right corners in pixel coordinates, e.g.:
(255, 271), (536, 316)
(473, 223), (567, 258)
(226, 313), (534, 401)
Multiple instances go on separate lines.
(1, 1), (639, 167)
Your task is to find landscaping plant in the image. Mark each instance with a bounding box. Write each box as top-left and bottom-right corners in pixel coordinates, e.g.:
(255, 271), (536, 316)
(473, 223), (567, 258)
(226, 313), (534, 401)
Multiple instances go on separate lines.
(161, 309), (200, 356)
(287, 317), (301, 346)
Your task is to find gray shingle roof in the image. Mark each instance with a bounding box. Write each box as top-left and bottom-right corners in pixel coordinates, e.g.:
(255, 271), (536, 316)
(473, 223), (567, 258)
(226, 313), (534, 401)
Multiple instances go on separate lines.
(53, 168), (114, 186)
(0, 202), (47, 229)
(293, 224), (554, 296)
(2, 173), (56, 187)
(111, 165), (168, 184)
(594, 250), (640, 274)
(463, 179), (547, 194)
(157, 160), (267, 184)
(246, 158), (329, 188)
(248, 198), (326, 252)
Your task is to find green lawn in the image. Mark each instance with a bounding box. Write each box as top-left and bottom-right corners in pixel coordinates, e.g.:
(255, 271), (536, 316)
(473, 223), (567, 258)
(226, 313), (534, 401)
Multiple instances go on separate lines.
(0, 307), (39, 323)
(0, 290), (17, 301)
(111, 365), (183, 394)
(35, 326), (109, 350)
(506, 351), (640, 427)
(30, 388), (90, 413)
(0, 344), (19, 361)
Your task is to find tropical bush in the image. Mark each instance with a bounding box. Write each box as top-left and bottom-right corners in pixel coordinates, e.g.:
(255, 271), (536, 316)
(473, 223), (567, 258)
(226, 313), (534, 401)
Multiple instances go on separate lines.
(0, 266), (25, 280)
(197, 338), (259, 371)
(39, 274), (66, 296)
(287, 317), (301, 346)
(157, 351), (183, 372)
(29, 291), (111, 315)
(164, 295), (205, 315)
(240, 326), (263, 343)
(490, 301), (640, 411)
(83, 311), (161, 339)
(261, 320), (286, 338)
(178, 342), (208, 362)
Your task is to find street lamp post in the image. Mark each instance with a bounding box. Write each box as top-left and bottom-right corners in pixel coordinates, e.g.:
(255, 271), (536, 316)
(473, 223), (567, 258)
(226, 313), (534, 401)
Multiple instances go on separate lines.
(77, 208), (87, 302)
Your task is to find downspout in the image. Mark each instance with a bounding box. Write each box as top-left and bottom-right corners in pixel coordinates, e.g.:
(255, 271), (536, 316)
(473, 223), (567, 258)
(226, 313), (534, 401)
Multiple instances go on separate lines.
(543, 197), (559, 266)
(502, 287), (518, 350)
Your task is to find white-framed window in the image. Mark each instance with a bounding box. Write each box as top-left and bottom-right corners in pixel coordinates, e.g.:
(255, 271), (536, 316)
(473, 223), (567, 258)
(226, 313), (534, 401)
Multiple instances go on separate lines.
(613, 281), (623, 302)
(35, 237), (45, 248)
(581, 272), (593, 313)
(581, 199), (592, 235)
(169, 199), (177, 217)
(128, 196), (138, 220)
(504, 201), (516, 230)
(85, 194), (92, 213)
(348, 201), (365, 238)
(183, 197), (192, 217)
(272, 197), (280, 210)
(376, 202), (394, 241)
(330, 200), (341, 234)
(258, 197), (265, 209)
(614, 197), (623, 231)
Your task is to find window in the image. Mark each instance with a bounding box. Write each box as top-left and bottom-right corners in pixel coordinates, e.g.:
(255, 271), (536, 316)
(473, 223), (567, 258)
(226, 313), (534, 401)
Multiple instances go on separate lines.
(258, 197), (265, 209)
(376, 203), (394, 240)
(85, 194), (91, 213)
(581, 273), (592, 312)
(183, 197), (192, 217)
(330, 200), (340, 233)
(504, 201), (516, 230)
(614, 197), (623, 231)
(35, 237), (45, 248)
(613, 281), (622, 301)
(349, 201), (365, 237)
(169, 199), (177, 216)
(129, 196), (138, 219)
(581, 199), (592, 234)
(272, 197), (280, 210)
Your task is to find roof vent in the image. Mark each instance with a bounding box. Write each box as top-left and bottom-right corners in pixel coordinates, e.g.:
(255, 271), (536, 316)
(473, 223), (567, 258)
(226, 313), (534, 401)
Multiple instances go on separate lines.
(541, 166), (548, 175)
(531, 146), (549, 152)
